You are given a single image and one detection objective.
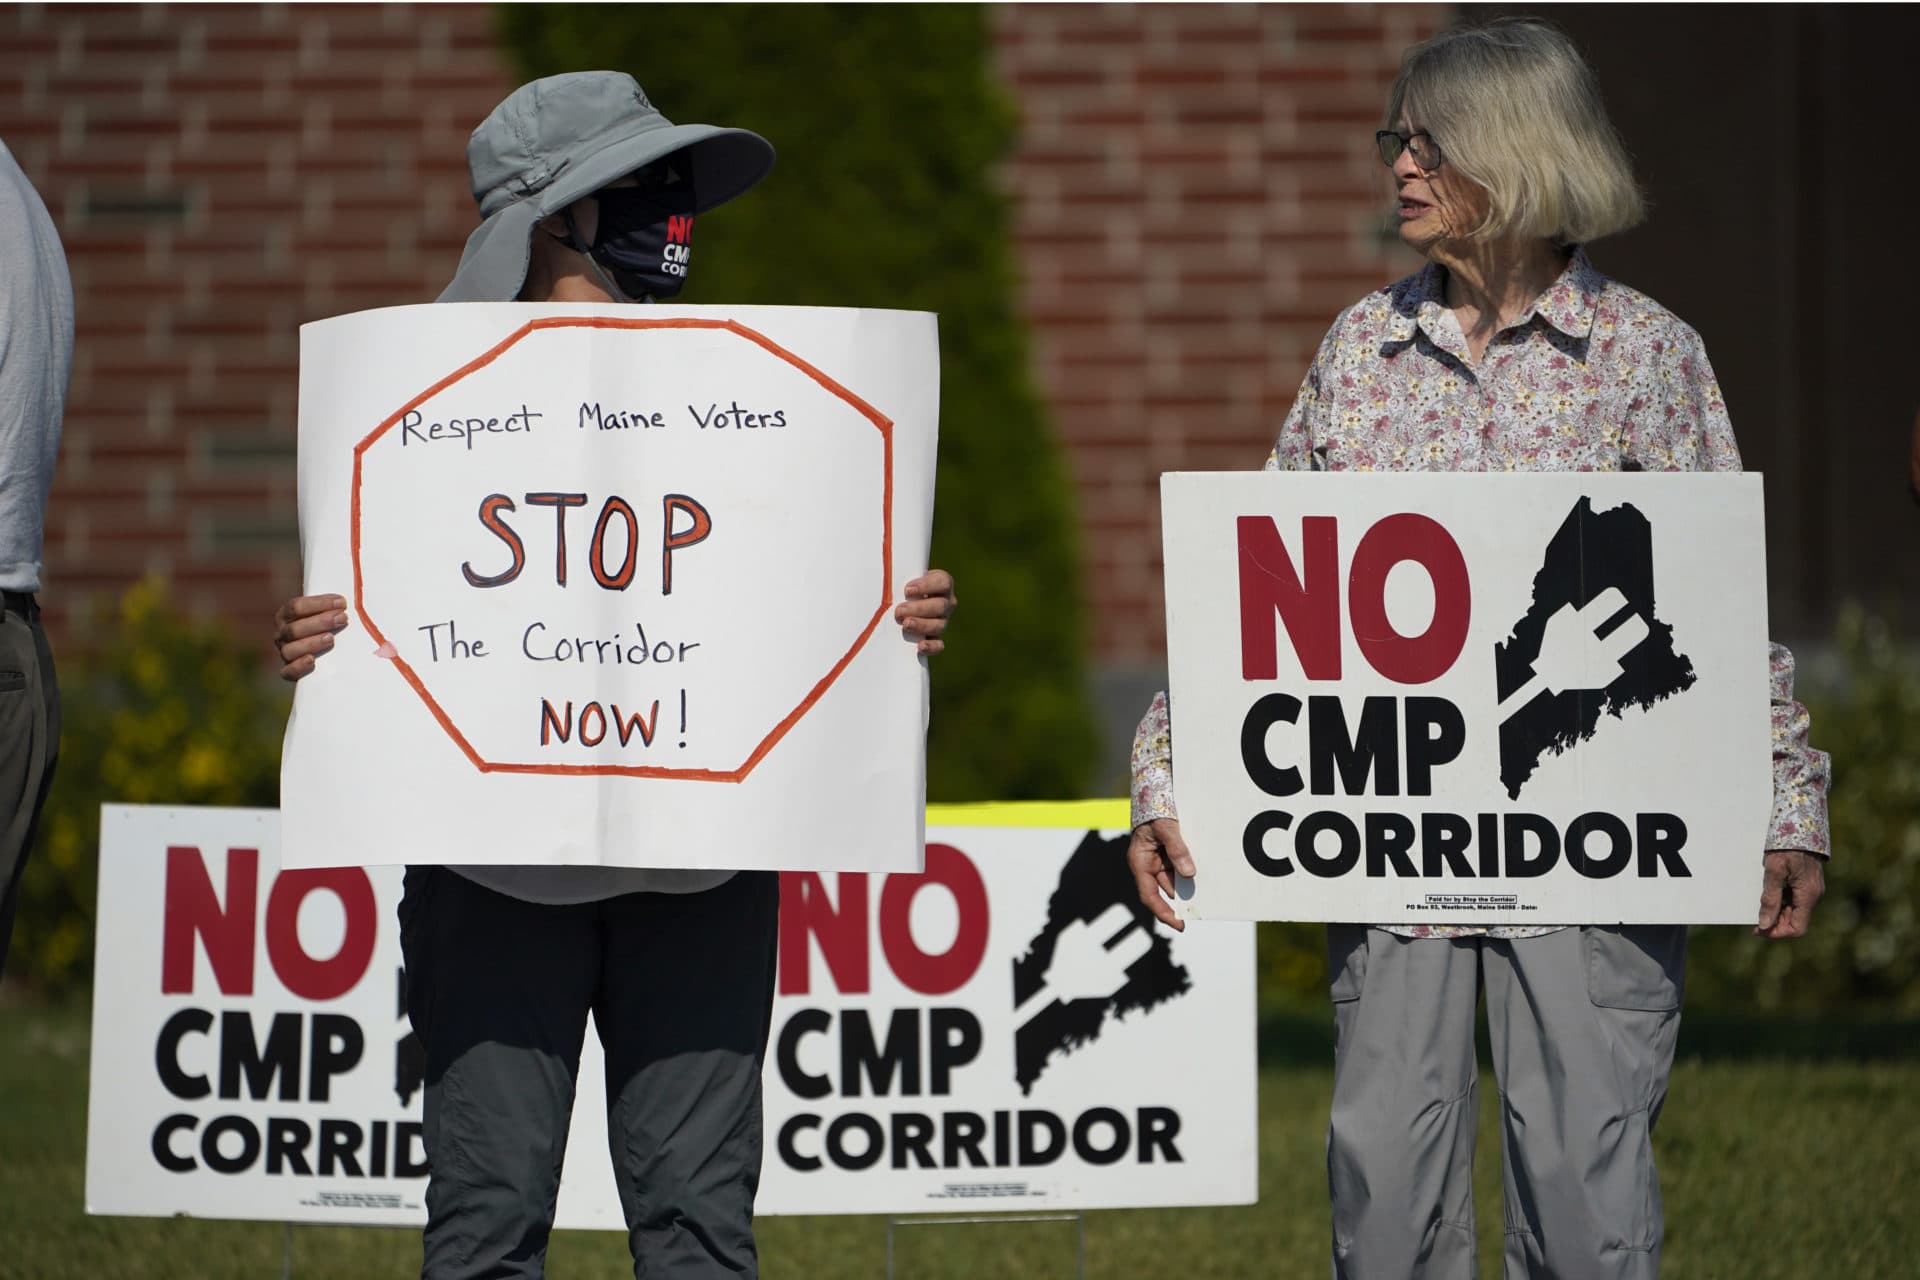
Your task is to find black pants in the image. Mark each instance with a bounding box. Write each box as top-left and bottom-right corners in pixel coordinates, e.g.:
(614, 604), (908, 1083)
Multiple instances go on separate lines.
(398, 866), (781, 1280)
(0, 595), (59, 979)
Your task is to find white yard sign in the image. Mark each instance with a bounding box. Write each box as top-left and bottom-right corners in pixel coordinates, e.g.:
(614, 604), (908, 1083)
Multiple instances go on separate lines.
(1162, 472), (1772, 925)
(85, 805), (1257, 1225)
(283, 304), (938, 874)
(740, 811), (1256, 1215)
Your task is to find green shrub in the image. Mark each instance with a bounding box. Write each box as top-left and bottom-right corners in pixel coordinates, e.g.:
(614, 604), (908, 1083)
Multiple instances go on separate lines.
(8, 581), (288, 992)
(1686, 608), (1920, 1015)
(498, 3), (1100, 801)
(1255, 921), (1331, 1012)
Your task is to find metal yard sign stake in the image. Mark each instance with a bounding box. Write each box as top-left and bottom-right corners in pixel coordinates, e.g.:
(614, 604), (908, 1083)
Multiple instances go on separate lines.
(885, 1213), (1086, 1280)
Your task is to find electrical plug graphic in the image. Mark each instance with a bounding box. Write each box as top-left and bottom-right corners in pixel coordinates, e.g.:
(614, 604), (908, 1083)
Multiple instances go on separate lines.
(1013, 903), (1153, 1027)
(1497, 586), (1649, 721)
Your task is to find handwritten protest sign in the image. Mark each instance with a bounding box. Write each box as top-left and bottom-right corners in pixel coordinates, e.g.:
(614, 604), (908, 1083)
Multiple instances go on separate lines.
(1162, 473), (1772, 924)
(282, 305), (937, 872)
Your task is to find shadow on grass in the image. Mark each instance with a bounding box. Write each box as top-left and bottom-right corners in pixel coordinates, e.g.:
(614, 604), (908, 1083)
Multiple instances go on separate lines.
(1257, 1004), (1920, 1068)
(1675, 1010), (1920, 1062)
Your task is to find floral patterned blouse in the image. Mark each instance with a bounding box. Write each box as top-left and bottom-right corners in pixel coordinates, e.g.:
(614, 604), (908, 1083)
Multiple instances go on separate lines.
(1131, 249), (1832, 940)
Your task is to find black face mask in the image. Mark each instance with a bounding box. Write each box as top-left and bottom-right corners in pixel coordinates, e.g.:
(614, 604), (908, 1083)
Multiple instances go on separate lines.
(573, 174), (696, 301)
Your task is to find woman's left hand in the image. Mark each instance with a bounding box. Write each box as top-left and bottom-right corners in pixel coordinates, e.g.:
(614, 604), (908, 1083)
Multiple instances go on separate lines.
(896, 569), (957, 656)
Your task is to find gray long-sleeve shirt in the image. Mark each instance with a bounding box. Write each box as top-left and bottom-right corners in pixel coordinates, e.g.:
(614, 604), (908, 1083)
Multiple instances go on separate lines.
(0, 138), (73, 594)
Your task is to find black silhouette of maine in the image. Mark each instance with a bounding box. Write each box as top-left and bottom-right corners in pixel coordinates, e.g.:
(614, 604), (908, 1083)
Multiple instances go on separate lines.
(1494, 497), (1696, 799)
(1011, 832), (1191, 1094)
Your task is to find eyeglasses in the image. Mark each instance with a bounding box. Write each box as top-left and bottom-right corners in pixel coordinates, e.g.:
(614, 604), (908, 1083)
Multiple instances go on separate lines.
(1375, 130), (1444, 172)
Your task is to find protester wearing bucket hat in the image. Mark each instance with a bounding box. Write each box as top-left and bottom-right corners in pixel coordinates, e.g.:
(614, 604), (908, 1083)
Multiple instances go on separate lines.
(274, 71), (957, 1280)
(439, 70), (776, 304)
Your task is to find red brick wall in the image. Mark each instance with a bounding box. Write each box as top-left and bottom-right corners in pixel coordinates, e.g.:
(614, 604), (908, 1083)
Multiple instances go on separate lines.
(0, 2), (512, 643)
(992, 3), (1444, 671)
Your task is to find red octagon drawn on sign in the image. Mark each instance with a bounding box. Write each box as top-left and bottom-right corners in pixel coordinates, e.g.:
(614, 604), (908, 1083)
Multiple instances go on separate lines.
(349, 315), (894, 782)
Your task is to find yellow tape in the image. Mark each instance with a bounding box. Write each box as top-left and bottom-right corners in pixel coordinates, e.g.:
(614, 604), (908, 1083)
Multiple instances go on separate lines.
(923, 799), (1133, 830)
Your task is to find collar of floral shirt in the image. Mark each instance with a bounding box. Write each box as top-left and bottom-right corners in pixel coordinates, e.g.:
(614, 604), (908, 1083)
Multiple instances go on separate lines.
(1385, 247), (1606, 356)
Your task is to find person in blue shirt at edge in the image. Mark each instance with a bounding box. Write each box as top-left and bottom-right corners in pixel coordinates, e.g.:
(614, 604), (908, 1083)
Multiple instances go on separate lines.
(273, 72), (956, 1280)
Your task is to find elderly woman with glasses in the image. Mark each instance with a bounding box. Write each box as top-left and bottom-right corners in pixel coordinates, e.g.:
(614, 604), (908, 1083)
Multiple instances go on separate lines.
(1126, 19), (1830, 1280)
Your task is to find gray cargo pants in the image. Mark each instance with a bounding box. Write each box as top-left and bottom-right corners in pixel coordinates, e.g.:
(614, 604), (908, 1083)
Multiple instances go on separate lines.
(0, 594), (59, 979)
(399, 866), (780, 1280)
(1326, 924), (1686, 1280)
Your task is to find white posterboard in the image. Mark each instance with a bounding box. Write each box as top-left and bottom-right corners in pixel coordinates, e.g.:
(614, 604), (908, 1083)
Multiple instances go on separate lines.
(283, 304), (938, 873)
(86, 804), (1258, 1225)
(1161, 472), (1772, 925)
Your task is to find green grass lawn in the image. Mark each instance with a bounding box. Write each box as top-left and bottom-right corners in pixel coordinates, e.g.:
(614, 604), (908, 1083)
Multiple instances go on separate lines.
(2, 998), (1915, 1279)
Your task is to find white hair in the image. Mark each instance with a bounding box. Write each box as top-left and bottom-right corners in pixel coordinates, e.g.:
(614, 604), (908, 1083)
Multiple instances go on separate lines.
(1387, 18), (1646, 245)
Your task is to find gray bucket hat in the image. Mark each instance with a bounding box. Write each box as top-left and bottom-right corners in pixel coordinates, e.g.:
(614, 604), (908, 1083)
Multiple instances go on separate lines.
(437, 71), (775, 303)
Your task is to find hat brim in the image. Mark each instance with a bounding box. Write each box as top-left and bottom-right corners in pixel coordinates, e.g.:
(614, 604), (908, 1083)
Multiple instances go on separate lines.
(438, 123), (774, 303)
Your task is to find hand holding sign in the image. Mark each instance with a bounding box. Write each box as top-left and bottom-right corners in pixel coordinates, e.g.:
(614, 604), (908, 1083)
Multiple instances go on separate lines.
(894, 569), (958, 657)
(1127, 817), (1195, 932)
(1496, 587), (1650, 720)
(275, 594), (350, 682)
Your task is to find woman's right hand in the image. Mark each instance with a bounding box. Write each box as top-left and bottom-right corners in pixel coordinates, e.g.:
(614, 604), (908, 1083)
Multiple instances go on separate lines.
(1127, 817), (1196, 932)
(274, 594), (348, 683)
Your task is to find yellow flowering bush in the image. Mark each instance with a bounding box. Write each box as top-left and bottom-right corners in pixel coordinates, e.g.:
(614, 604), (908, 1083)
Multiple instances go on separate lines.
(9, 580), (289, 992)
